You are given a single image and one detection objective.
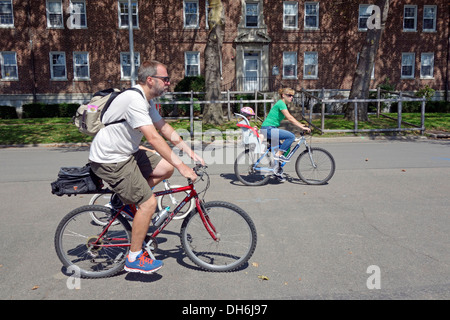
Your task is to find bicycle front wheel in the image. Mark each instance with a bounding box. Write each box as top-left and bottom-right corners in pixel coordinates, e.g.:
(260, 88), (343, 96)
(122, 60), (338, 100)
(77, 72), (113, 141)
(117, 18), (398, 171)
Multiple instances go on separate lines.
(234, 149), (271, 186)
(295, 147), (336, 185)
(54, 205), (132, 278)
(180, 201), (257, 272)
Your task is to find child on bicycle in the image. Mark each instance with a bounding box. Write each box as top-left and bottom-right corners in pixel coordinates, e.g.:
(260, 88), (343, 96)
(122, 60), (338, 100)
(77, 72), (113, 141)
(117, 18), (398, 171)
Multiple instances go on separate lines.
(237, 107), (264, 153)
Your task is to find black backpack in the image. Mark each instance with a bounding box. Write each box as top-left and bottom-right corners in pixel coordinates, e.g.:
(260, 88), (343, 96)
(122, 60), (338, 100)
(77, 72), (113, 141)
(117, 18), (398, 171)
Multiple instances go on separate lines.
(51, 163), (103, 196)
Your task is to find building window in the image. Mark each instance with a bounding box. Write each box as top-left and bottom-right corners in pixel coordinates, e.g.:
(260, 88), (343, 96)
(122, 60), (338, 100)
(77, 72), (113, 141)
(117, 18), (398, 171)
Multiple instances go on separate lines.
(303, 52), (318, 79)
(50, 52), (67, 80)
(119, 0), (138, 29)
(185, 52), (200, 77)
(68, 0), (87, 29)
(184, 0), (199, 28)
(0, 0), (14, 27)
(283, 2), (298, 29)
(304, 2), (319, 29)
(283, 52), (297, 79)
(245, 2), (258, 28)
(47, 0), (64, 28)
(1, 51), (18, 80)
(423, 5), (437, 32)
(120, 52), (140, 80)
(401, 53), (415, 79)
(73, 52), (90, 80)
(358, 4), (371, 31)
(403, 5), (417, 32)
(420, 53), (434, 79)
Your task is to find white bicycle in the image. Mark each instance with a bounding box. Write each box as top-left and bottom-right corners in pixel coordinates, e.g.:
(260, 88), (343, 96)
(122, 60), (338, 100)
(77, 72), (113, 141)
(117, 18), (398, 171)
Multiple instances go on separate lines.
(88, 179), (195, 226)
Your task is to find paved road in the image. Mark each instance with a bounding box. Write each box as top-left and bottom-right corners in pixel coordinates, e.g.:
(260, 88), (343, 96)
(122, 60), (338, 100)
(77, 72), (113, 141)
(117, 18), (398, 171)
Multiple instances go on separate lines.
(1, 137), (449, 304)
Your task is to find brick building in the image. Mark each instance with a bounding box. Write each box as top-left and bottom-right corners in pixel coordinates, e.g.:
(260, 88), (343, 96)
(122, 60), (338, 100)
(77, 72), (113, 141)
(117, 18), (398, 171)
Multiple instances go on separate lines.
(0, 0), (448, 107)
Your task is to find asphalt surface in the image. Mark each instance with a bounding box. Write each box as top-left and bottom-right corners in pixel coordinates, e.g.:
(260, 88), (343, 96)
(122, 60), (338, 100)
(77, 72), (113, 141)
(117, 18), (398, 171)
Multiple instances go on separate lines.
(1, 136), (449, 305)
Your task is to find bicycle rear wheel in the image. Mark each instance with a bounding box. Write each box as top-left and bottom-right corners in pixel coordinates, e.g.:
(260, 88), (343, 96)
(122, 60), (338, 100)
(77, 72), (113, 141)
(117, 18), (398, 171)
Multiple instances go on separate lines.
(89, 193), (114, 226)
(54, 205), (132, 278)
(180, 201), (257, 272)
(295, 147), (336, 185)
(234, 149), (272, 186)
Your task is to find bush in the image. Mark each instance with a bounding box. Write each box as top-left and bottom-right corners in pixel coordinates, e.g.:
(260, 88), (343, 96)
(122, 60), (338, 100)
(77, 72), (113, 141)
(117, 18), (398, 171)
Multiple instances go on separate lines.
(22, 102), (80, 118)
(174, 76), (205, 93)
(0, 105), (18, 119)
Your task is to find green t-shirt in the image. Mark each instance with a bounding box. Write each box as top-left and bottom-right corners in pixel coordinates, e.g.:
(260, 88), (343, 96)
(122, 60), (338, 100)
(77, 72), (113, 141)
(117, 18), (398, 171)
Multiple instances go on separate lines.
(262, 100), (287, 127)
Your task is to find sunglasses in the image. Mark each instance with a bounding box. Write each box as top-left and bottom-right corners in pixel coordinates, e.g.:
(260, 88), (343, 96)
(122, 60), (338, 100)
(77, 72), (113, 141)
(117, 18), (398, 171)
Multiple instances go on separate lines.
(151, 75), (170, 83)
(285, 94), (294, 98)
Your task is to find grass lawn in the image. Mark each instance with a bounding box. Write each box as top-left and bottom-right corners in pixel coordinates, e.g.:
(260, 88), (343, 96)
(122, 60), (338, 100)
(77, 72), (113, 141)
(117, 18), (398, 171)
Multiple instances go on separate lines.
(0, 113), (448, 145)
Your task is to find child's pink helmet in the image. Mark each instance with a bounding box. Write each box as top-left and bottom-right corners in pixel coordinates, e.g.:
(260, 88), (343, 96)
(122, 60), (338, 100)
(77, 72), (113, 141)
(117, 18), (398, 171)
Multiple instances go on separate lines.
(241, 107), (255, 116)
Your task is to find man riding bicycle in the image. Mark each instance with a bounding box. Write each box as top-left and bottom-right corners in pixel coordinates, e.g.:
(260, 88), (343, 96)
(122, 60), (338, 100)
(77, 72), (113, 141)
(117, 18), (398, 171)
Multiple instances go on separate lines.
(89, 60), (204, 274)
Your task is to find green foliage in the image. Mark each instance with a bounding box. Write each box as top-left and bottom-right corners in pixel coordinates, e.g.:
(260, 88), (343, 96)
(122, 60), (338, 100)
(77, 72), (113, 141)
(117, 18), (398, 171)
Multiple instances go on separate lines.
(174, 76), (205, 92)
(22, 102), (79, 118)
(0, 105), (18, 119)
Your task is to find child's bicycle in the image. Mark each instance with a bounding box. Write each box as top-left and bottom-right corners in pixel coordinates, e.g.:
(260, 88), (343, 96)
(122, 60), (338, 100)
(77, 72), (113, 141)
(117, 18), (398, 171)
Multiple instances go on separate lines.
(54, 165), (257, 278)
(88, 179), (195, 226)
(234, 132), (336, 186)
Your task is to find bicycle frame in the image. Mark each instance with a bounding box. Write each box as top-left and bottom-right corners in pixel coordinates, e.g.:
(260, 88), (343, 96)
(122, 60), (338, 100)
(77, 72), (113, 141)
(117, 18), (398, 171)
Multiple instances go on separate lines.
(253, 135), (309, 173)
(91, 179), (218, 251)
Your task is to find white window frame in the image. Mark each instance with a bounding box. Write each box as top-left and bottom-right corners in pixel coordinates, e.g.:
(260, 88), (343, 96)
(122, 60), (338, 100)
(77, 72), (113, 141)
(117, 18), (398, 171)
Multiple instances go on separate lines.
(283, 52), (297, 79)
(68, 0), (87, 29)
(73, 52), (90, 80)
(304, 2), (319, 30)
(283, 2), (298, 30)
(205, 0), (210, 29)
(303, 52), (318, 79)
(46, 0), (64, 29)
(185, 52), (200, 77)
(423, 5), (437, 32)
(50, 51), (67, 80)
(184, 0), (199, 29)
(403, 5), (417, 32)
(358, 4), (371, 31)
(401, 53), (415, 79)
(245, 2), (259, 28)
(120, 52), (140, 80)
(420, 53), (434, 79)
(0, 0), (14, 27)
(0, 51), (18, 80)
(118, 0), (138, 29)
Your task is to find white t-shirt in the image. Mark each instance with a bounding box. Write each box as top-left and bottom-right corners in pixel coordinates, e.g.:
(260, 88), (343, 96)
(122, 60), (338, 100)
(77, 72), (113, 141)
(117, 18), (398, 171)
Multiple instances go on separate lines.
(89, 85), (162, 163)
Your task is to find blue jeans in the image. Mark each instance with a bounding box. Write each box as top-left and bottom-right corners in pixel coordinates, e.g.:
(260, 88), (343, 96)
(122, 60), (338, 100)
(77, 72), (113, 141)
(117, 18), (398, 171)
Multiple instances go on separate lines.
(260, 126), (295, 153)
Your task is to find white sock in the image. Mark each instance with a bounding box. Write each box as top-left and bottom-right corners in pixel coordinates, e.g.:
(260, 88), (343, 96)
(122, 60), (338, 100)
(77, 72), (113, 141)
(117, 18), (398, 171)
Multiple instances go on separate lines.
(128, 250), (142, 262)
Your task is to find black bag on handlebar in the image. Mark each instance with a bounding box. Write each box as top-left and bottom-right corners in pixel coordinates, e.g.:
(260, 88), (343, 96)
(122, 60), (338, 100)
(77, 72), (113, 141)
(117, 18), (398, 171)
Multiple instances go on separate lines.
(51, 163), (103, 196)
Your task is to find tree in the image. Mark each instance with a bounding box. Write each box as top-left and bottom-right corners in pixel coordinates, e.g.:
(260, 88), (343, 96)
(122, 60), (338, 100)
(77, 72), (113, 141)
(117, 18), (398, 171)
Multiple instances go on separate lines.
(345, 0), (390, 121)
(202, 0), (225, 125)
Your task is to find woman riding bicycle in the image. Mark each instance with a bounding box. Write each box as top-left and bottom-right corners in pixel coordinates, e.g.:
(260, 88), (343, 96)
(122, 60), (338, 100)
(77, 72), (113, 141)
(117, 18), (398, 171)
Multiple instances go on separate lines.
(261, 88), (311, 162)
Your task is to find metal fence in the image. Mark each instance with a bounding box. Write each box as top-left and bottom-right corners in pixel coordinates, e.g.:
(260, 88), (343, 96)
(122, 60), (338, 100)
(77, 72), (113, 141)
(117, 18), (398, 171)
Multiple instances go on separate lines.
(298, 88), (427, 135)
(155, 88), (427, 136)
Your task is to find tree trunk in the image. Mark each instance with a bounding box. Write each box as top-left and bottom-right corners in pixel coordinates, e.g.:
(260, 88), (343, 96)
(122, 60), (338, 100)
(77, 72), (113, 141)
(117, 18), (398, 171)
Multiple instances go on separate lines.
(203, 0), (224, 125)
(345, 0), (390, 121)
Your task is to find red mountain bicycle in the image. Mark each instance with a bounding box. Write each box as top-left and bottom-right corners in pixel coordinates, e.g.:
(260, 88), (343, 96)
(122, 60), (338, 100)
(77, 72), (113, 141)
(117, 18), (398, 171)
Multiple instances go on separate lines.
(54, 165), (257, 278)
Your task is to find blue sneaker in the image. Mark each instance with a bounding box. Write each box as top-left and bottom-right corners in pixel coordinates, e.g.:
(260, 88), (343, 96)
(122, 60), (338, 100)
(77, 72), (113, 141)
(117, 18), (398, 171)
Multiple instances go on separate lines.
(124, 251), (163, 274)
(273, 154), (290, 162)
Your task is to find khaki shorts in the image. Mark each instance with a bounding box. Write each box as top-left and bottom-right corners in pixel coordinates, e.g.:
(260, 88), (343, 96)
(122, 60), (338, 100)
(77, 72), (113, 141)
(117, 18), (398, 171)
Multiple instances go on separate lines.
(90, 149), (162, 205)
